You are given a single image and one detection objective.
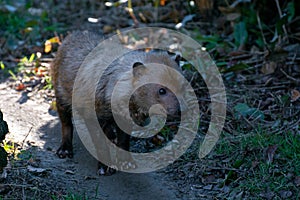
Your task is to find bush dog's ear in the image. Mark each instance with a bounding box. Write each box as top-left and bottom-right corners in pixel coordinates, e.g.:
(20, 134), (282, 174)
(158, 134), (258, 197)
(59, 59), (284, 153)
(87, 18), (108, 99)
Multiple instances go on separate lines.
(132, 62), (146, 77)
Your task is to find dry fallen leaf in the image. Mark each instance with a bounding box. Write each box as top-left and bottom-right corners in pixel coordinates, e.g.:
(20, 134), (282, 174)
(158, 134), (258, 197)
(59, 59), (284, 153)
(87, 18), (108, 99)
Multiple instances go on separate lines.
(218, 6), (237, 14)
(15, 83), (26, 91)
(152, 135), (164, 146)
(49, 100), (57, 111)
(294, 176), (300, 186)
(225, 13), (241, 21)
(251, 160), (259, 169)
(103, 25), (113, 34)
(291, 89), (300, 102)
(202, 174), (216, 184)
(265, 145), (278, 164)
(44, 36), (61, 53)
(261, 61), (277, 74)
(160, 0), (166, 6)
(35, 67), (48, 77)
(195, 0), (214, 17)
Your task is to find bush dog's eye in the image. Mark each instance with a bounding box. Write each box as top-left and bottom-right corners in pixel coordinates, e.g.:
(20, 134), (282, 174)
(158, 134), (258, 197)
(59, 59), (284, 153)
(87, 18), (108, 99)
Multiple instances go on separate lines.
(158, 88), (167, 95)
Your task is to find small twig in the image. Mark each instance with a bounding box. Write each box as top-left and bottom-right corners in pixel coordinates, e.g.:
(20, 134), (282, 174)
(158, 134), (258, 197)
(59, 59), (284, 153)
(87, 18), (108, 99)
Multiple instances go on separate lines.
(256, 11), (268, 48)
(39, 58), (54, 62)
(280, 68), (300, 84)
(3, 183), (34, 187)
(240, 114), (260, 134)
(147, 22), (177, 28)
(22, 184), (26, 200)
(21, 127), (32, 149)
(269, 117), (300, 135)
(274, 0), (288, 39)
(127, 0), (139, 27)
(224, 0), (230, 6)
(205, 165), (244, 172)
(228, 84), (291, 92)
(223, 117), (299, 142)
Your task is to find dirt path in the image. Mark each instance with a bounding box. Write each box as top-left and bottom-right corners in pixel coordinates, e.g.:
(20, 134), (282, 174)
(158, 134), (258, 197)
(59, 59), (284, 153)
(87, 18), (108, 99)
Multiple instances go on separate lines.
(0, 82), (190, 200)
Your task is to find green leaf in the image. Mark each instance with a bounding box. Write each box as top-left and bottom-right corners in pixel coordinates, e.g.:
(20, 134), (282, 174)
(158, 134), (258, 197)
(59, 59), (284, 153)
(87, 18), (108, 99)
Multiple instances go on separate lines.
(0, 61), (5, 70)
(29, 53), (35, 62)
(280, 94), (289, 105)
(17, 150), (32, 160)
(223, 63), (249, 73)
(4, 5), (17, 13)
(234, 103), (264, 120)
(233, 159), (244, 168)
(196, 34), (220, 44)
(248, 108), (264, 120)
(216, 61), (227, 67)
(255, 37), (264, 49)
(25, 19), (38, 27)
(275, 15), (288, 36)
(286, 2), (295, 22)
(3, 141), (14, 152)
(20, 56), (28, 63)
(234, 103), (250, 117)
(234, 21), (248, 47)
(8, 70), (17, 80)
(154, 0), (160, 8)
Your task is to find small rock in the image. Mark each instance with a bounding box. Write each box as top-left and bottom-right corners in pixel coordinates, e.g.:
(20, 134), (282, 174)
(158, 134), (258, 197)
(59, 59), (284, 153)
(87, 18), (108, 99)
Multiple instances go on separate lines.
(65, 170), (75, 175)
(279, 190), (292, 199)
(27, 165), (46, 173)
(203, 184), (213, 190)
(259, 191), (275, 200)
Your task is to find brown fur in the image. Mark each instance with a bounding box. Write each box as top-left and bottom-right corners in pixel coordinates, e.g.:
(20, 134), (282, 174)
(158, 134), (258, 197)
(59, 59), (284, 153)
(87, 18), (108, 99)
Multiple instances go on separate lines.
(51, 31), (184, 174)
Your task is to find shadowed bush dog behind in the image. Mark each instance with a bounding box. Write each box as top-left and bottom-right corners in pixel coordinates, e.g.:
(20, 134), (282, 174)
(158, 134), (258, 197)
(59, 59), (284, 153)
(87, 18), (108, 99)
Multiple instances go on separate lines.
(51, 31), (185, 175)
